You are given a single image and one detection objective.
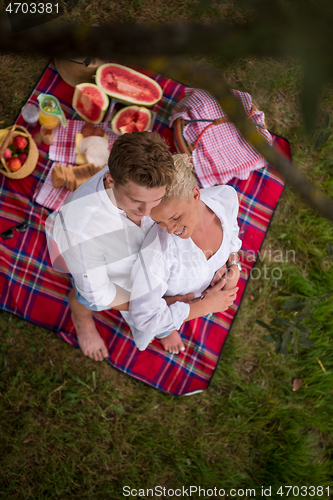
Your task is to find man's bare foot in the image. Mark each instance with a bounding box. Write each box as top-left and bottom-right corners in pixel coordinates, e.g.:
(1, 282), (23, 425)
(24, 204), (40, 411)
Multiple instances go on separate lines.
(159, 330), (185, 355)
(71, 313), (108, 362)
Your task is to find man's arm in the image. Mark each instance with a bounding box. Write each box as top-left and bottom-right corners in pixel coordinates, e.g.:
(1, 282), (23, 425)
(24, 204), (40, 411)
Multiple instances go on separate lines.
(107, 284), (130, 311)
(110, 289), (196, 311)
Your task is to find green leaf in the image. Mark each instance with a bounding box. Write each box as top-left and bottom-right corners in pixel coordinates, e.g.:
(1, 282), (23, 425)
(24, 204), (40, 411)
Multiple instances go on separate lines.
(283, 297), (309, 312)
(256, 320), (275, 332)
(283, 295), (296, 309)
(306, 311), (316, 325)
(293, 338), (299, 355)
(272, 317), (291, 327)
(314, 130), (331, 151)
(278, 291), (291, 297)
(294, 310), (306, 323)
(299, 338), (316, 349)
(281, 326), (293, 348)
(280, 344), (288, 356)
(295, 324), (312, 334)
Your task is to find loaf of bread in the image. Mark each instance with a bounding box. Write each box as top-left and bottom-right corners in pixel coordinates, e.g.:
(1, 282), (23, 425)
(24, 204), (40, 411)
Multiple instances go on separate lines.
(51, 163), (103, 191)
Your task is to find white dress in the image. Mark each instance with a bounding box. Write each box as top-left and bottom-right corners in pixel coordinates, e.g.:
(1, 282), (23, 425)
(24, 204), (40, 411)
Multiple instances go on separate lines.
(128, 185), (242, 350)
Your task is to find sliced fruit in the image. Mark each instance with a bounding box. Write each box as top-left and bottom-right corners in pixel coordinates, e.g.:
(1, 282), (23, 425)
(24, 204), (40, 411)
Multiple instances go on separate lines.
(72, 83), (109, 124)
(111, 106), (152, 135)
(96, 64), (162, 106)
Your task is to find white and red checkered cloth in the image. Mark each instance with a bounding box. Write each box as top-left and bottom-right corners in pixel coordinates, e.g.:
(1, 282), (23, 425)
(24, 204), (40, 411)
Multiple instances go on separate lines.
(170, 89), (272, 187)
(48, 119), (117, 164)
(35, 120), (117, 211)
(34, 163), (74, 211)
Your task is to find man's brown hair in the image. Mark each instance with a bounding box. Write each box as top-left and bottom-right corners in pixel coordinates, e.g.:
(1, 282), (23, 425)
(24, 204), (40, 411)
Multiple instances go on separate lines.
(108, 131), (174, 188)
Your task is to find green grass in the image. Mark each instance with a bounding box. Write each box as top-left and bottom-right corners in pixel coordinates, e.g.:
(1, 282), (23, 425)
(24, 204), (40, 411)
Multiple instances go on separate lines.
(1, 2), (333, 498)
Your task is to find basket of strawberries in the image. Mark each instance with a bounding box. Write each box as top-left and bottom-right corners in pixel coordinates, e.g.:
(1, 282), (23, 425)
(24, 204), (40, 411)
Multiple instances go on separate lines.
(0, 124), (39, 179)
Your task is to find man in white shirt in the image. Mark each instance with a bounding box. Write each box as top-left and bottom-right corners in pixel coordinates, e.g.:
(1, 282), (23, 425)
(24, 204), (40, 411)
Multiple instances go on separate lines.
(49, 132), (178, 361)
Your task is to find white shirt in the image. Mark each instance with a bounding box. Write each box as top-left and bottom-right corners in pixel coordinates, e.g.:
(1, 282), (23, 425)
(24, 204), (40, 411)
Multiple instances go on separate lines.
(48, 166), (154, 309)
(128, 185), (241, 350)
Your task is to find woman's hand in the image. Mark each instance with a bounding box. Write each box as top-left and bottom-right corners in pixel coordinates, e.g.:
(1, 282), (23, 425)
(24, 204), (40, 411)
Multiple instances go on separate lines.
(210, 263), (227, 287)
(201, 278), (238, 314)
(184, 278), (238, 322)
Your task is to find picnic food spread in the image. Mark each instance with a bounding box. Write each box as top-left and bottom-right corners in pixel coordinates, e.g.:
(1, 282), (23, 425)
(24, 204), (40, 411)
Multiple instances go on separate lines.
(0, 63), (163, 185)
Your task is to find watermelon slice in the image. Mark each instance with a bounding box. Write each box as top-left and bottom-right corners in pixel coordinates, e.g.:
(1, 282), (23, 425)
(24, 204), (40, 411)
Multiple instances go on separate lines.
(111, 106), (152, 135)
(96, 64), (162, 106)
(72, 83), (109, 124)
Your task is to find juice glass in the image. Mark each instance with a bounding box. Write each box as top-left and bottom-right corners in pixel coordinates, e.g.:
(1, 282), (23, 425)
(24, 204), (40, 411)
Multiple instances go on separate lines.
(37, 94), (67, 129)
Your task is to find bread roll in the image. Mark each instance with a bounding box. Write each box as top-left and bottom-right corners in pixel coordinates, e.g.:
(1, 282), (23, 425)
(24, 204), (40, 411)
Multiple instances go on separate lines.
(51, 163), (103, 191)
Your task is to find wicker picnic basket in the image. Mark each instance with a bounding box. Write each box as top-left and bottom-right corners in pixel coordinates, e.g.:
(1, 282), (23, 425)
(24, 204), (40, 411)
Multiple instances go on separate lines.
(0, 125), (39, 180)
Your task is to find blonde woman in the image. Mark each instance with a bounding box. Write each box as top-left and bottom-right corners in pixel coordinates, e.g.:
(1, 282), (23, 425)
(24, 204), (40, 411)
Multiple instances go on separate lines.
(127, 154), (242, 354)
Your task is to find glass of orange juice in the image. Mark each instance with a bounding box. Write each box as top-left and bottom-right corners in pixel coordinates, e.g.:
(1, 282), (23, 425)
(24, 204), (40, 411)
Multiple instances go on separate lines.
(37, 94), (67, 129)
(39, 100), (60, 129)
(40, 125), (57, 145)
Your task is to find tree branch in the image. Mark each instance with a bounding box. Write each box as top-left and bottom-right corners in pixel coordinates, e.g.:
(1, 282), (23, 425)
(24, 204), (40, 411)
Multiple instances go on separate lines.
(0, 16), (332, 221)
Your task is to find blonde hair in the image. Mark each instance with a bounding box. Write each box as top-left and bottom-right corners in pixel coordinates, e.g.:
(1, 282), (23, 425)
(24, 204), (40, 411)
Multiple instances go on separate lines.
(162, 154), (197, 203)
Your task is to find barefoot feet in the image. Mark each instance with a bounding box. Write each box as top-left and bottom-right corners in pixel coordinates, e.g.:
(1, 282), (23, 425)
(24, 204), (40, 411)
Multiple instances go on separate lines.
(159, 330), (185, 355)
(68, 288), (108, 362)
(71, 313), (108, 362)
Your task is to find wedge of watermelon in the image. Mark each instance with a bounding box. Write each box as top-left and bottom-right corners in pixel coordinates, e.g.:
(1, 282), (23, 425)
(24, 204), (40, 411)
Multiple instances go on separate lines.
(111, 106), (152, 135)
(72, 83), (109, 124)
(96, 64), (162, 106)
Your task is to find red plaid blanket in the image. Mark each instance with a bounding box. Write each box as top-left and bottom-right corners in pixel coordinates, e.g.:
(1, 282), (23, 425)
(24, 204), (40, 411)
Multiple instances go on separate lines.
(0, 61), (291, 395)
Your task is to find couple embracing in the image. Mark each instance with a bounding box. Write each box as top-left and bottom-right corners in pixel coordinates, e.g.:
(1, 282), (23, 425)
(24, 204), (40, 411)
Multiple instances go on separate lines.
(50, 131), (241, 361)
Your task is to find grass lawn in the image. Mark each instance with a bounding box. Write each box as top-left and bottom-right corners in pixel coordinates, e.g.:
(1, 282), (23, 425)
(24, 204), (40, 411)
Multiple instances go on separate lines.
(0, 2), (332, 499)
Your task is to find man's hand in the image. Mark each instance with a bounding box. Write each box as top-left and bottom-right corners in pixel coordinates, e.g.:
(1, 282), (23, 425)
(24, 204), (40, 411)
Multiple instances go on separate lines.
(164, 293), (195, 306)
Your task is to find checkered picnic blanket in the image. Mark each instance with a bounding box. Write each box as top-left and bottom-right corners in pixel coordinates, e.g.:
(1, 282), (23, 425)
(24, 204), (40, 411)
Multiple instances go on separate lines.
(0, 61), (290, 395)
(171, 88), (273, 187)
